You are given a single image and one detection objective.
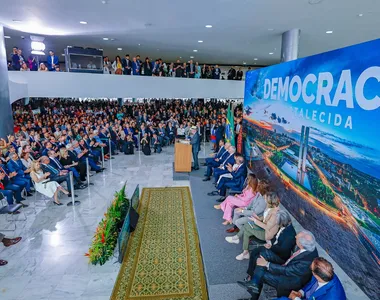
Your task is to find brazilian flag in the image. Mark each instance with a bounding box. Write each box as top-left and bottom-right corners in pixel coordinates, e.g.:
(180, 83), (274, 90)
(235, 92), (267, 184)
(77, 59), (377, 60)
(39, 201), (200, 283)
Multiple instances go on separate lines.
(225, 104), (235, 146)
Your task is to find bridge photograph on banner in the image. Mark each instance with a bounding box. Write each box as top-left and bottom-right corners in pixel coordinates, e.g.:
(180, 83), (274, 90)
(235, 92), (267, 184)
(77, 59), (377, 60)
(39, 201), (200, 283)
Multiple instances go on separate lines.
(243, 39), (380, 299)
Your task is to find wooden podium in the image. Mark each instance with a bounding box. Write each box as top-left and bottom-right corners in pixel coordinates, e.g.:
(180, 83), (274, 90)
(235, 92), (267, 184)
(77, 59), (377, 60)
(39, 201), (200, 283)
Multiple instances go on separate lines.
(174, 139), (192, 172)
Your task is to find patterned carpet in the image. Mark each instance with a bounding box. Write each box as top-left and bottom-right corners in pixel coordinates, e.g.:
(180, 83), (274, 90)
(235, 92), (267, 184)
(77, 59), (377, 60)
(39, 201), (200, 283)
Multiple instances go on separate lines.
(111, 187), (208, 300)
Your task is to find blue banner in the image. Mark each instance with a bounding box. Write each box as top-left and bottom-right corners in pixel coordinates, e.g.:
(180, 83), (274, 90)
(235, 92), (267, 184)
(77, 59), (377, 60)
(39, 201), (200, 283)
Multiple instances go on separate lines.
(244, 39), (380, 299)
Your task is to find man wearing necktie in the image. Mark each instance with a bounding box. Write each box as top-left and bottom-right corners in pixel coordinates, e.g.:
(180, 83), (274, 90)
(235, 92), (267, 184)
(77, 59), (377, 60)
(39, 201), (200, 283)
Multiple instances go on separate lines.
(39, 156), (77, 197)
(275, 257), (347, 300)
(237, 230), (319, 300)
(7, 153), (33, 196)
(48, 151), (85, 188)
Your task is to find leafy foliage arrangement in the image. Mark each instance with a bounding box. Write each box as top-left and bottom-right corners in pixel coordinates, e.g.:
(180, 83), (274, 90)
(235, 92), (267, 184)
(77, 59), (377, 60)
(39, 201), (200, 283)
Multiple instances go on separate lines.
(86, 184), (130, 265)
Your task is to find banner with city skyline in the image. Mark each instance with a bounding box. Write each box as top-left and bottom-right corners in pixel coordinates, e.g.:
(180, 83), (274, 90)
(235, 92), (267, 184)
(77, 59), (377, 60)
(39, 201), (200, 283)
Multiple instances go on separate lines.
(243, 39), (380, 299)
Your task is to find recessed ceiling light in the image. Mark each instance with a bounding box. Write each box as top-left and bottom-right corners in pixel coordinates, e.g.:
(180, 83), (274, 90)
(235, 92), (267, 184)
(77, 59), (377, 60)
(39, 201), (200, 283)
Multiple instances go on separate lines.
(157, 49), (159, 51)
(79, 21), (87, 24)
(138, 43), (141, 46)
(61, 54), (65, 56)
(326, 30), (333, 34)
(198, 40), (203, 43)
(179, 57), (182, 58)
(193, 49), (198, 52)
(117, 48), (122, 50)
(205, 25), (212, 28)
(254, 58), (258, 61)
(243, 62), (247, 65)
(268, 28), (274, 31)
(190, 56), (194, 58)
(269, 52), (274, 55)
(103, 37), (109, 40)
(13, 20), (21, 23)
(4, 36), (11, 39)
(358, 13), (363, 17)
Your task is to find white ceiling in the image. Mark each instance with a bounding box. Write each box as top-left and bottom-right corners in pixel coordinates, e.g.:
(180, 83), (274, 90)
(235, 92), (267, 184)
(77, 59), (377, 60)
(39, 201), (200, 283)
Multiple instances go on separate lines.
(1, 0), (380, 65)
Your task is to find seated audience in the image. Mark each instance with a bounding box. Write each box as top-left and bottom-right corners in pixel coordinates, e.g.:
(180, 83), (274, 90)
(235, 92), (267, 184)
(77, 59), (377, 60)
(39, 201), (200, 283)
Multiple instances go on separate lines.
(237, 230), (319, 299)
(227, 180), (269, 233)
(60, 148), (87, 182)
(245, 211), (296, 282)
(30, 161), (69, 205)
(209, 146), (236, 183)
(39, 156), (77, 197)
(275, 257), (347, 300)
(225, 192), (281, 260)
(7, 152), (33, 196)
(214, 173), (258, 225)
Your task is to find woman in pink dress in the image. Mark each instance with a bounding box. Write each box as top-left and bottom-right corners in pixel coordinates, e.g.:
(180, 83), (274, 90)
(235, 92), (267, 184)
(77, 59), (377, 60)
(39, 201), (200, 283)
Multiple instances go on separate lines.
(214, 174), (258, 225)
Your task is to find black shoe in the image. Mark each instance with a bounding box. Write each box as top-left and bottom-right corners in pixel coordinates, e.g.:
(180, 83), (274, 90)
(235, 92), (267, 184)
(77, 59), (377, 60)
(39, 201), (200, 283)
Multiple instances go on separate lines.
(96, 169), (103, 173)
(21, 197), (26, 201)
(68, 194), (78, 198)
(16, 201), (29, 208)
(203, 177), (211, 181)
(216, 197), (225, 203)
(26, 192), (33, 197)
(193, 167), (199, 170)
(207, 191), (219, 196)
(243, 275), (251, 282)
(236, 281), (260, 294)
(53, 202), (63, 206)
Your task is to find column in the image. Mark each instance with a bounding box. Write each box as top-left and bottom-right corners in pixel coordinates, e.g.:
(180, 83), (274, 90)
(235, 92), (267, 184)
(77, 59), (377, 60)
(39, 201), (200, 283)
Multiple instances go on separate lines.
(0, 25), (14, 138)
(281, 28), (301, 62)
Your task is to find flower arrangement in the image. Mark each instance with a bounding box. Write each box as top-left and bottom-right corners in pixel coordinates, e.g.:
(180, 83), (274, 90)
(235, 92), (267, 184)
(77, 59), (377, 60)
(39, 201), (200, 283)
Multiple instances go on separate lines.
(86, 184), (130, 265)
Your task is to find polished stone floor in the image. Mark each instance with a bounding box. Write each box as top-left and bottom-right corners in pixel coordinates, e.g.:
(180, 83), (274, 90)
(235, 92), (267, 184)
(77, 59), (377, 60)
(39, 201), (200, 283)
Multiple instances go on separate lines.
(0, 144), (368, 300)
(0, 146), (189, 300)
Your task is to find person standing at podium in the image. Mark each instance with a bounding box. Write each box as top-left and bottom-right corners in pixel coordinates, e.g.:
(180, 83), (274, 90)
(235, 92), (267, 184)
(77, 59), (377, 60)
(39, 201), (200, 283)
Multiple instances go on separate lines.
(190, 126), (200, 171)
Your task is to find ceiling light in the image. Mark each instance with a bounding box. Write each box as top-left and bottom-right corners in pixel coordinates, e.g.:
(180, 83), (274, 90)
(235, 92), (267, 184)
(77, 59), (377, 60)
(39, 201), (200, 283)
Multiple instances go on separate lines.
(254, 58), (258, 61)
(198, 40), (203, 43)
(61, 53), (65, 56)
(79, 21), (87, 24)
(31, 50), (45, 55)
(179, 57), (182, 58)
(13, 20), (22, 23)
(268, 28), (274, 31)
(31, 41), (45, 52)
(4, 36), (11, 39)
(117, 48), (122, 50)
(358, 13), (363, 17)
(243, 62), (247, 65)
(193, 49), (198, 52)
(205, 25), (212, 28)
(157, 49), (159, 51)
(269, 52), (274, 55)
(326, 30), (333, 34)
(103, 37), (109, 40)
(110, 38), (115, 41)
(138, 43), (141, 46)
(190, 56), (194, 58)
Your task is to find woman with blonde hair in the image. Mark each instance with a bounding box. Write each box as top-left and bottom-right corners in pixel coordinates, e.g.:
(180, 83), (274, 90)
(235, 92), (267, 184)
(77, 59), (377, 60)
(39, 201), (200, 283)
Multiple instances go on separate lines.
(214, 174), (258, 225)
(38, 63), (48, 71)
(225, 192), (281, 260)
(30, 161), (69, 206)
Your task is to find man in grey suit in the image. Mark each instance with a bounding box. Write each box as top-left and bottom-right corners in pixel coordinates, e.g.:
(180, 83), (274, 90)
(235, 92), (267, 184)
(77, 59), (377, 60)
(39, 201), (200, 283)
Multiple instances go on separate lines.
(227, 181), (269, 233)
(190, 126), (200, 170)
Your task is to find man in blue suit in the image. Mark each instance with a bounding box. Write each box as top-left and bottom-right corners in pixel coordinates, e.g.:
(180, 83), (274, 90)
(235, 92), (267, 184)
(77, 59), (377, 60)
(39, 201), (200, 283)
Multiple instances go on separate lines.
(212, 146), (236, 183)
(46, 50), (59, 71)
(203, 141), (230, 180)
(0, 169), (26, 205)
(274, 257), (346, 300)
(214, 155), (247, 201)
(190, 126), (200, 170)
(7, 153), (33, 195)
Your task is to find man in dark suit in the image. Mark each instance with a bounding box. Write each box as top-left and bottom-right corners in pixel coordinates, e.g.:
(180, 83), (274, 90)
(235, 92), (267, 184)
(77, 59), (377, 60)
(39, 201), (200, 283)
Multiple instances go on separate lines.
(46, 50), (59, 71)
(190, 126), (200, 170)
(212, 146), (236, 183)
(214, 154), (247, 201)
(7, 153), (33, 195)
(275, 257), (346, 300)
(40, 156), (77, 197)
(203, 140), (229, 175)
(237, 230), (319, 300)
(0, 170), (25, 205)
(227, 66), (236, 80)
(122, 54), (132, 75)
(245, 211), (296, 281)
(187, 60), (196, 78)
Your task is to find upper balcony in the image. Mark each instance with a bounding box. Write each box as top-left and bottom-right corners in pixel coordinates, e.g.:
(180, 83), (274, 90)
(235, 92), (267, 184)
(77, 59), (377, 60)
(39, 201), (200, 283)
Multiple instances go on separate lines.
(7, 71), (245, 103)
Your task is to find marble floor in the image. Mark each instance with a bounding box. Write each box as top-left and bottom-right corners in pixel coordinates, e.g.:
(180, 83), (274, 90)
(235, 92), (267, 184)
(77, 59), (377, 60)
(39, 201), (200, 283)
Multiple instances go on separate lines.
(0, 146), (190, 300)
(0, 143), (369, 300)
